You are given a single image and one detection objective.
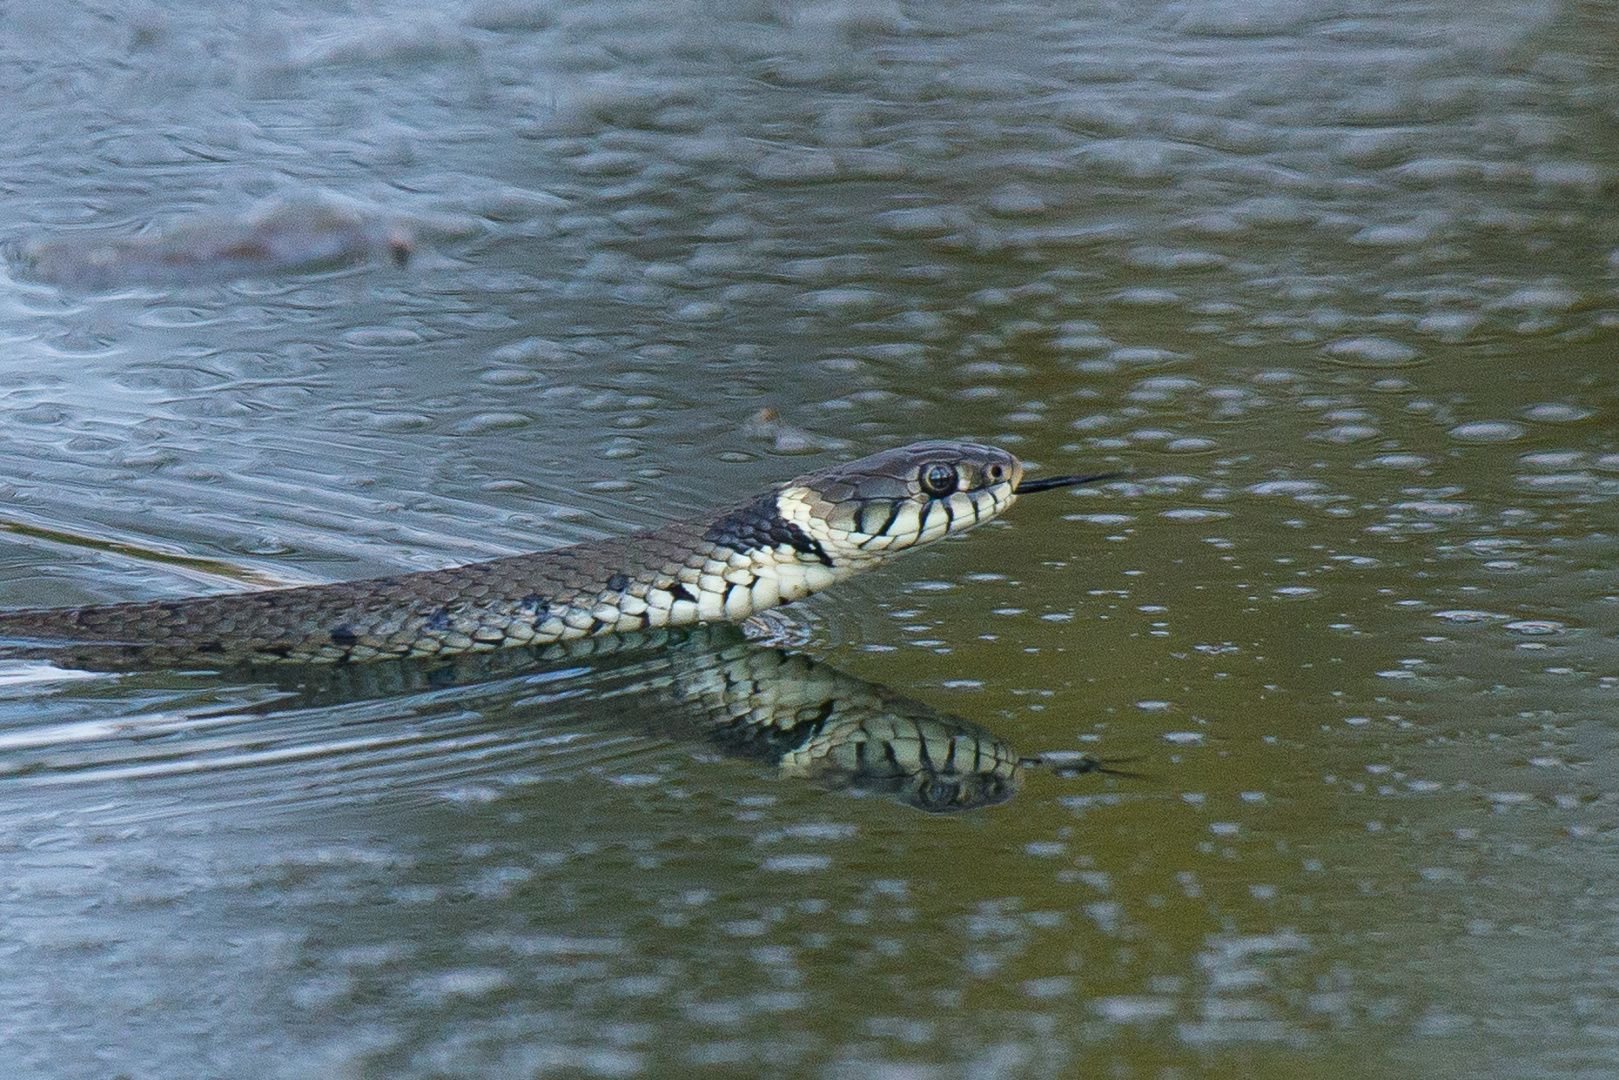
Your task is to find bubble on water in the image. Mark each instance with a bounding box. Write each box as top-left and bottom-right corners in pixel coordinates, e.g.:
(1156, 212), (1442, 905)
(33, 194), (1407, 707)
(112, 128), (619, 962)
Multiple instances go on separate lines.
(1056, 334), (1116, 356)
(1163, 731), (1202, 744)
(752, 148), (839, 182)
(1274, 586), (1320, 598)
(1520, 451), (1584, 467)
(985, 183), (1047, 217)
(1533, 163), (1604, 191)
(1160, 508), (1231, 521)
(455, 411), (531, 435)
(478, 367), (541, 387)
(1518, 472), (1594, 490)
(1392, 158), (1488, 186)
(1236, 195), (1311, 225)
(1137, 375), (1202, 393)
(413, 968), (515, 1002)
(1095, 996), (1177, 1023)
(1392, 500), (1472, 518)
(1023, 977), (1074, 1000)
(1319, 424), (1379, 443)
(1248, 480), (1325, 496)
(1447, 420), (1525, 442)
(1366, 453), (1429, 469)
(674, 301), (727, 322)
(799, 287), (882, 313)
(1123, 246), (1227, 270)
(1109, 289), (1182, 308)
(1351, 223), (1436, 246)
(1183, 212), (1247, 236)
(1503, 620), (1563, 635)
(343, 326), (424, 348)
(1490, 285), (1581, 312)
(1415, 312), (1482, 340)
(1523, 403), (1592, 422)
(1464, 537), (1528, 555)
(762, 854), (831, 873)
(491, 336), (571, 363)
(875, 206), (961, 237)
(361, 411), (434, 432)
(1432, 610), (1508, 623)
(1075, 137), (1212, 180)
(1322, 337), (1420, 368)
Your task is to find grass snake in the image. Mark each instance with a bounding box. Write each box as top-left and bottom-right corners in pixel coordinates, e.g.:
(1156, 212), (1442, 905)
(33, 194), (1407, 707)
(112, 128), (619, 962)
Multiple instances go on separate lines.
(0, 441), (1110, 670)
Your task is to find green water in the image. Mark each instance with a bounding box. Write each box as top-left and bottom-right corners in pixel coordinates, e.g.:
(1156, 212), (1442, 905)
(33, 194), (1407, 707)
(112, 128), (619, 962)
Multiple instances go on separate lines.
(2, 0), (1618, 1076)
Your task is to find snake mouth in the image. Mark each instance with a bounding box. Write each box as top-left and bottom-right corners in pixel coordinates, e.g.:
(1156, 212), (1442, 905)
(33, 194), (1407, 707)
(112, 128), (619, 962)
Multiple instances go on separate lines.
(1013, 471), (1122, 494)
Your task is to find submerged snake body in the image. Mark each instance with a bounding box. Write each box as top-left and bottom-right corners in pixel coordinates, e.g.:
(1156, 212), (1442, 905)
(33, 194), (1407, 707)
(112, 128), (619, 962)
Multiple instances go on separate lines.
(0, 441), (1102, 669)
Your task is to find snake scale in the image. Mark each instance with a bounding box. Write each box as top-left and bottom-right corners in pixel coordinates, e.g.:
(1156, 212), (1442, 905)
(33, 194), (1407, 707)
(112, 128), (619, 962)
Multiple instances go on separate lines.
(0, 441), (1109, 670)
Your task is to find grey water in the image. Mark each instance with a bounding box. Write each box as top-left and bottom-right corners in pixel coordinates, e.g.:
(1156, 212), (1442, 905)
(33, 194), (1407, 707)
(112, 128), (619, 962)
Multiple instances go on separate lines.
(2, 0), (1618, 1076)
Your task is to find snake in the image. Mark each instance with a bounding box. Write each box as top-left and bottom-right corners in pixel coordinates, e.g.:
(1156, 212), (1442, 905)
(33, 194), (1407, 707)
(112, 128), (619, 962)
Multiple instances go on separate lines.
(0, 441), (1110, 670)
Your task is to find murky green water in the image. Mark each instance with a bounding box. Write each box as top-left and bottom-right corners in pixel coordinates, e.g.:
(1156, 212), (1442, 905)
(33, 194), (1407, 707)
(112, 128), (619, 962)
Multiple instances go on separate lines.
(3, 0), (1618, 1076)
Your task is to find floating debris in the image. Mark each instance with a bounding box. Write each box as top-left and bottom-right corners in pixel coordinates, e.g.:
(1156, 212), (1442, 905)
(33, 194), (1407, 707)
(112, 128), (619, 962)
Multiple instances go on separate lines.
(15, 196), (421, 291)
(741, 408), (852, 454)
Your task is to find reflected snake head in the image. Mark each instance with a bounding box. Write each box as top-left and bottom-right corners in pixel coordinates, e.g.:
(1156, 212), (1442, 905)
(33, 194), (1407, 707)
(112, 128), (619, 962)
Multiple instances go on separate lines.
(776, 708), (1025, 813)
(900, 768), (1019, 813)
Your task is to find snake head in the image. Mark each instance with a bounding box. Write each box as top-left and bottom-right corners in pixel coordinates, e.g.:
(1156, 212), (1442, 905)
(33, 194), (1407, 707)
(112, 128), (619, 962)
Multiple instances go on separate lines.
(775, 441), (1113, 566)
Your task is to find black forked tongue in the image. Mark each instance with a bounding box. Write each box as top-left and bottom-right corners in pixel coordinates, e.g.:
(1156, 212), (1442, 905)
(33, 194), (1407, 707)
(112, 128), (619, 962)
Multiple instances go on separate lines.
(1014, 471), (1123, 494)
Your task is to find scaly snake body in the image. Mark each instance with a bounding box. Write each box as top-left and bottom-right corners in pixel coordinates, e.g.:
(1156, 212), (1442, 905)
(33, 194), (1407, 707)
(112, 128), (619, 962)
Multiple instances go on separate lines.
(0, 442), (1108, 669)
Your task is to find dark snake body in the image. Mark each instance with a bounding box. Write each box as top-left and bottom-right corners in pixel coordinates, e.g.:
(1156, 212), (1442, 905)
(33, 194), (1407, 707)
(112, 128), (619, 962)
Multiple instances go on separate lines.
(0, 442), (1108, 671)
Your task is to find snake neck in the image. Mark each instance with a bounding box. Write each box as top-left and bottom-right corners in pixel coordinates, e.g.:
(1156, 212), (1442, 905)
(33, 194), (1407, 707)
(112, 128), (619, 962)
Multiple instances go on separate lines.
(703, 489), (836, 570)
(698, 487), (870, 598)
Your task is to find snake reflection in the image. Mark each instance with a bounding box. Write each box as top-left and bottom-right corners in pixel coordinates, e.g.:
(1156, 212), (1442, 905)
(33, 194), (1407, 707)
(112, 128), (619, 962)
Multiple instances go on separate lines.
(0, 628), (1099, 814)
(282, 627), (1064, 814)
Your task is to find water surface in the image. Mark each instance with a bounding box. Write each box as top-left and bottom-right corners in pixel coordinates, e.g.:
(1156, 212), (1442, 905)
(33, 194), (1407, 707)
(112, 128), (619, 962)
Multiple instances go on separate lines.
(2, 1), (1618, 1076)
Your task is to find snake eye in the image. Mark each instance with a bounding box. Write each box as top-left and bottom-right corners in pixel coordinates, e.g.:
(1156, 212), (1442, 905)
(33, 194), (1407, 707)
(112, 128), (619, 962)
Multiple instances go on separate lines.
(918, 462), (959, 497)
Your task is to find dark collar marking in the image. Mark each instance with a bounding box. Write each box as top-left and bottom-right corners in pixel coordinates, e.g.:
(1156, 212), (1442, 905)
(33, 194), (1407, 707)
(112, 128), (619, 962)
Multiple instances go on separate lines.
(704, 492), (833, 567)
